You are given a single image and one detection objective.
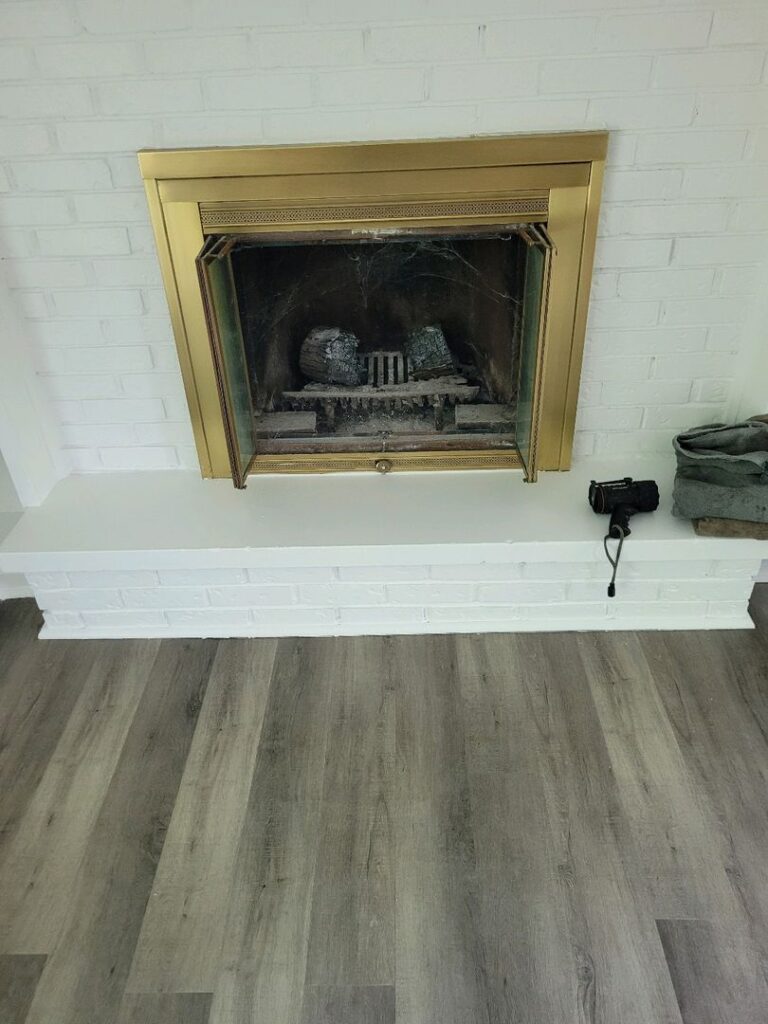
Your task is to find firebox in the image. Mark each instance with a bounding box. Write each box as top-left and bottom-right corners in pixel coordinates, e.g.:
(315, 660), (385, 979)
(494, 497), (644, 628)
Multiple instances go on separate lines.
(140, 133), (606, 486)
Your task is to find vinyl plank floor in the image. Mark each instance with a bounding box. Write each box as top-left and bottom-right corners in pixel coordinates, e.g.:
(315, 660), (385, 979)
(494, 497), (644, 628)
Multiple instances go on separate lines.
(1, 590), (768, 1022)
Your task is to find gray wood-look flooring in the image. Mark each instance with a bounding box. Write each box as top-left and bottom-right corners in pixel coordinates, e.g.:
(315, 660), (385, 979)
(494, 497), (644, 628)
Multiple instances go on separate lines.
(1, 590), (768, 1023)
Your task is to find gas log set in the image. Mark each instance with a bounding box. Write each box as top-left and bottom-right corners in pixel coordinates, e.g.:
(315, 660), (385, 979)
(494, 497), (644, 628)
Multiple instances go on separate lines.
(254, 324), (514, 441)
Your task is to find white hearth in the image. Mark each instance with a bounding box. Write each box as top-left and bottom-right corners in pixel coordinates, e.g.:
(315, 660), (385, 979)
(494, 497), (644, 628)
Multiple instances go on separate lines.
(1, 459), (762, 638)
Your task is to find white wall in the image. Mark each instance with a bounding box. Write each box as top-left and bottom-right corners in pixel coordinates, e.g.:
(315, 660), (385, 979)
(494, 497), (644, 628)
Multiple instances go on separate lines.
(0, 450), (31, 599)
(0, 0), (767, 473)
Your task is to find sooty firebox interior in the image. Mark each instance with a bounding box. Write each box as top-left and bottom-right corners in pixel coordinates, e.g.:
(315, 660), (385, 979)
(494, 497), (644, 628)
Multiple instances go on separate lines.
(198, 224), (551, 480)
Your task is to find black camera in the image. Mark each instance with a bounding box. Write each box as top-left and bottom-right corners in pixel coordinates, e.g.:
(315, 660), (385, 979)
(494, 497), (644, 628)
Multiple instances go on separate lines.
(589, 478), (660, 596)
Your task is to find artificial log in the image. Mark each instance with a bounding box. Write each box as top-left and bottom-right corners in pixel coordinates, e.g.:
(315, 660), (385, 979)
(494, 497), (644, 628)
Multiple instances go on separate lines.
(404, 324), (455, 380)
(299, 326), (363, 386)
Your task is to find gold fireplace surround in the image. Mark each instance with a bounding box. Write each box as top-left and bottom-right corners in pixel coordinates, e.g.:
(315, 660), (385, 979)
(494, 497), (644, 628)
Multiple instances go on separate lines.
(140, 132), (606, 484)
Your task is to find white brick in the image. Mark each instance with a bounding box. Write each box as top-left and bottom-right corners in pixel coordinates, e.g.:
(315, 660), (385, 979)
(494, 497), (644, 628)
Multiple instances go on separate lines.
(706, 325), (742, 351)
(27, 571), (69, 588)
(52, 290), (144, 317)
(485, 17), (597, 57)
(596, 12), (711, 52)
(56, 120), (154, 154)
(576, 406), (644, 432)
(618, 269), (715, 300)
(165, 608), (252, 628)
(0, 45), (33, 80)
(712, 560), (761, 580)
(588, 301), (660, 329)
(653, 352), (733, 379)
(0, 82), (91, 117)
(641, 404), (723, 430)
(602, 169), (682, 203)
(568, 580), (659, 602)
(674, 234), (768, 266)
(123, 586), (207, 609)
(431, 61), (536, 102)
(299, 583), (386, 606)
(121, 372), (186, 399)
(205, 73), (313, 110)
(73, 193), (149, 224)
(582, 356), (652, 382)
(654, 52), (763, 89)
(248, 567), (336, 584)
(194, 0), (305, 27)
(521, 562), (605, 581)
(81, 609), (167, 628)
(159, 569), (248, 586)
(718, 266), (761, 297)
(108, 156), (142, 189)
(11, 159), (113, 192)
(262, 104), (477, 143)
(429, 563), (524, 581)
(636, 131), (747, 166)
(608, 381), (692, 405)
(601, 203), (729, 237)
(694, 91), (768, 128)
(102, 318), (173, 345)
(97, 79), (202, 116)
(0, 196), (71, 226)
(78, 398), (165, 423)
(34, 320), (103, 347)
(660, 579), (753, 602)
(253, 608), (337, 627)
(53, 400), (84, 424)
(475, 581), (565, 604)
(134, 421), (194, 445)
(478, 99), (588, 133)
(707, 601), (751, 620)
(6, 259), (87, 289)
(316, 68), (424, 106)
(338, 606), (425, 626)
(307, 0), (425, 22)
(4, 2), (77, 37)
(588, 328), (707, 355)
(338, 565), (428, 582)
(540, 56), (651, 94)
(148, 346), (182, 373)
(386, 583), (472, 605)
(257, 29), (363, 68)
(209, 585), (295, 607)
(37, 228), (130, 256)
(77, 0), (192, 33)
(684, 166), (768, 199)
(730, 200), (768, 233)
(594, 431), (673, 455)
(622, 561), (712, 581)
(160, 115), (265, 148)
(44, 610), (85, 629)
(45, 375), (120, 400)
(589, 95), (695, 132)
(515, 603), (609, 621)
(60, 424), (136, 446)
(68, 570), (158, 588)
(594, 238), (672, 269)
(710, 8), (768, 46)
(661, 298), (747, 326)
(37, 588), (123, 610)
(145, 34), (251, 73)
(426, 605), (519, 624)
(747, 129), (768, 162)
(99, 447), (179, 470)
(39, 346), (152, 374)
(92, 259), (161, 288)
(0, 124), (50, 156)
(693, 379), (731, 404)
(607, 600), (707, 620)
(370, 24), (479, 62)
(35, 41), (143, 77)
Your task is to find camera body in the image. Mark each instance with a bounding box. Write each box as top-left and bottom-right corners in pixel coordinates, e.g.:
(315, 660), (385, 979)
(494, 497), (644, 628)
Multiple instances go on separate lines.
(589, 477), (660, 538)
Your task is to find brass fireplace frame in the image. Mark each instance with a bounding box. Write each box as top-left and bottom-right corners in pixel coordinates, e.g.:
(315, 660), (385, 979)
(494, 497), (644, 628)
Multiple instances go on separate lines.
(140, 132), (606, 481)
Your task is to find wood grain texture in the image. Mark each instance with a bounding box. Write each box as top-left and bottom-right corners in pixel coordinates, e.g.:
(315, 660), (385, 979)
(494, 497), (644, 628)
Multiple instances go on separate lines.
(23, 639), (218, 1024)
(117, 992), (212, 1024)
(0, 954), (46, 1024)
(0, 590), (767, 1022)
(128, 638), (277, 994)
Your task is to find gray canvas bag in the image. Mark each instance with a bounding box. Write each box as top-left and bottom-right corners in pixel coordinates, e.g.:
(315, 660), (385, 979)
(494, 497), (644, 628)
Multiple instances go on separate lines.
(672, 421), (768, 523)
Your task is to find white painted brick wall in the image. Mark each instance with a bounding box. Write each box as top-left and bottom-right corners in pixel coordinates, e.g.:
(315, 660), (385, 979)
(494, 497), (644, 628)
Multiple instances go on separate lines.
(0, 0), (766, 472)
(28, 556), (762, 638)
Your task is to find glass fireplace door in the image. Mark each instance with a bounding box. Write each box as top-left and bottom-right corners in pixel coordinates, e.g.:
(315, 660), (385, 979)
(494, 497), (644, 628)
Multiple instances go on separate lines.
(515, 224), (554, 483)
(197, 236), (257, 488)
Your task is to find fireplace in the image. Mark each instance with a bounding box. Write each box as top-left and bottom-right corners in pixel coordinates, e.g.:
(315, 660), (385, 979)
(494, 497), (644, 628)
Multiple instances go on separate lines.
(141, 133), (606, 486)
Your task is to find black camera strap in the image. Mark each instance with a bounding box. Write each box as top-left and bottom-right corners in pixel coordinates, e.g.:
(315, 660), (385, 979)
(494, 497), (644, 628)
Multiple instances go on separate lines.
(603, 527), (625, 598)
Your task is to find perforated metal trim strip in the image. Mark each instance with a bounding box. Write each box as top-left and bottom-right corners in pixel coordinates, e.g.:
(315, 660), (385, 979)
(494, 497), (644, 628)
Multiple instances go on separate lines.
(200, 195), (549, 228)
(248, 452), (524, 474)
